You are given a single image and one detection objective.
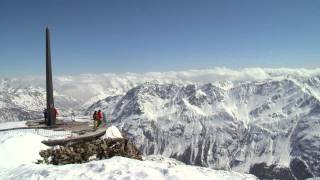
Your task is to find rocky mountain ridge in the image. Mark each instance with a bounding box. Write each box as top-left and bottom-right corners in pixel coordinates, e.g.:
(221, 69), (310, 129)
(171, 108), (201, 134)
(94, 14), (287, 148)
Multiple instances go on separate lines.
(87, 79), (320, 179)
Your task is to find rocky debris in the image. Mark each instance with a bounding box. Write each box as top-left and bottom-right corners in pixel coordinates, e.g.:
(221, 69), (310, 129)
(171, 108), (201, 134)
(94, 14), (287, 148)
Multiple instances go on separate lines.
(37, 138), (142, 165)
(290, 157), (314, 180)
(249, 160), (315, 180)
(249, 163), (295, 180)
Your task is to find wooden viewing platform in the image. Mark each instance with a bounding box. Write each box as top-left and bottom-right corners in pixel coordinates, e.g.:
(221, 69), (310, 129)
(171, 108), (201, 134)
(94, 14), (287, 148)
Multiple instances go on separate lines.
(26, 119), (94, 133)
(0, 119), (108, 146)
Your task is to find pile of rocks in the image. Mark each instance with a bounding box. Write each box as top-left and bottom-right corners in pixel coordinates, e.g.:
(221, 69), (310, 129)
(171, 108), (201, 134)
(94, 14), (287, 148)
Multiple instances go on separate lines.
(249, 160), (314, 180)
(38, 138), (142, 165)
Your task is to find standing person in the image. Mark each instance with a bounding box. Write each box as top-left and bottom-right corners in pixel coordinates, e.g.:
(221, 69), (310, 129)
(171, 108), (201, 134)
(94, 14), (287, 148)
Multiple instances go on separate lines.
(93, 111), (97, 129)
(71, 110), (75, 121)
(43, 109), (48, 124)
(54, 107), (59, 120)
(102, 112), (107, 127)
(97, 110), (103, 128)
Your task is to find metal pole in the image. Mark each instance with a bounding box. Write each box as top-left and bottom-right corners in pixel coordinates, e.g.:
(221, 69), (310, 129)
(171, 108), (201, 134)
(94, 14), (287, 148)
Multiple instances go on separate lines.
(46, 27), (56, 126)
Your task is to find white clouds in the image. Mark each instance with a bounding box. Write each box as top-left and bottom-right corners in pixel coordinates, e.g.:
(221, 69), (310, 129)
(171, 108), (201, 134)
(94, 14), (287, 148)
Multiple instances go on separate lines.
(2, 67), (320, 105)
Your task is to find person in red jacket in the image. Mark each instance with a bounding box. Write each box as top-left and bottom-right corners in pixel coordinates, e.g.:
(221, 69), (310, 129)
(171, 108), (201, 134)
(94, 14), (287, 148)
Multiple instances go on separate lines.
(54, 108), (58, 118)
(96, 110), (103, 128)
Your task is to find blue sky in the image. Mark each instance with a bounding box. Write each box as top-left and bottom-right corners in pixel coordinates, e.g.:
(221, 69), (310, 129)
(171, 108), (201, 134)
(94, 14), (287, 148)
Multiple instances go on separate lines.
(1, 0), (320, 76)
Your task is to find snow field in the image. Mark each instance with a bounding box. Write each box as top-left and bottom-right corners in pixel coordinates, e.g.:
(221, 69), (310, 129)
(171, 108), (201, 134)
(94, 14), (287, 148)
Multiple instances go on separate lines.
(0, 122), (257, 180)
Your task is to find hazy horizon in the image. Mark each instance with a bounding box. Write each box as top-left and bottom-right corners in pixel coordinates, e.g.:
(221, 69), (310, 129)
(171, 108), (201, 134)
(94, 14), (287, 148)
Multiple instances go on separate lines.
(2, 66), (320, 79)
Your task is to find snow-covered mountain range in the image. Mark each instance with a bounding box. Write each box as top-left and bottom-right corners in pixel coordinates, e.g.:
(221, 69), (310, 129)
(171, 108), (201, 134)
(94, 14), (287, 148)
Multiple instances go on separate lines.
(1, 68), (320, 178)
(2, 67), (320, 120)
(88, 79), (320, 178)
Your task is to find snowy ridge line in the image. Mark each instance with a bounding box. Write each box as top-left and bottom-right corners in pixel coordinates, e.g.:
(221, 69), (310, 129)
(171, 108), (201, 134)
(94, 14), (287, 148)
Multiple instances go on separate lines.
(3, 67), (320, 103)
(2, 67), (320, 119)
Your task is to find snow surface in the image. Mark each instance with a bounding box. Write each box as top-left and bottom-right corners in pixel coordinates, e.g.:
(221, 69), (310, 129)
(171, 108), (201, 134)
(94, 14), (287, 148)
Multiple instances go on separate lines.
(0, 156), (257, 180)
(0, 121), (27, 130)
(0, 131), (49, 168)
(0, 122), (257, 180)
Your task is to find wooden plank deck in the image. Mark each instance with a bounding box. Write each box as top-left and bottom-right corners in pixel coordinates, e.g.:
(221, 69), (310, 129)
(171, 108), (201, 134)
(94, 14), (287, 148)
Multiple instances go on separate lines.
(25, 119), (96, 134)
(29, 119), (109, 146)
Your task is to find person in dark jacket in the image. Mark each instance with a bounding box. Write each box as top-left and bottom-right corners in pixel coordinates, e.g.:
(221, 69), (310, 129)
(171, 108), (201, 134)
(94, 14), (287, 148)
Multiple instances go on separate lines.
(93, 111), (97, 129)
(44, 109), (48, 123)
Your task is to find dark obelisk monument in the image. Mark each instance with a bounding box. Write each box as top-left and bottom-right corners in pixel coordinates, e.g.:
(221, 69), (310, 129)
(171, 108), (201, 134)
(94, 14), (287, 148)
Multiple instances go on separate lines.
(46, 27), (56, 126)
